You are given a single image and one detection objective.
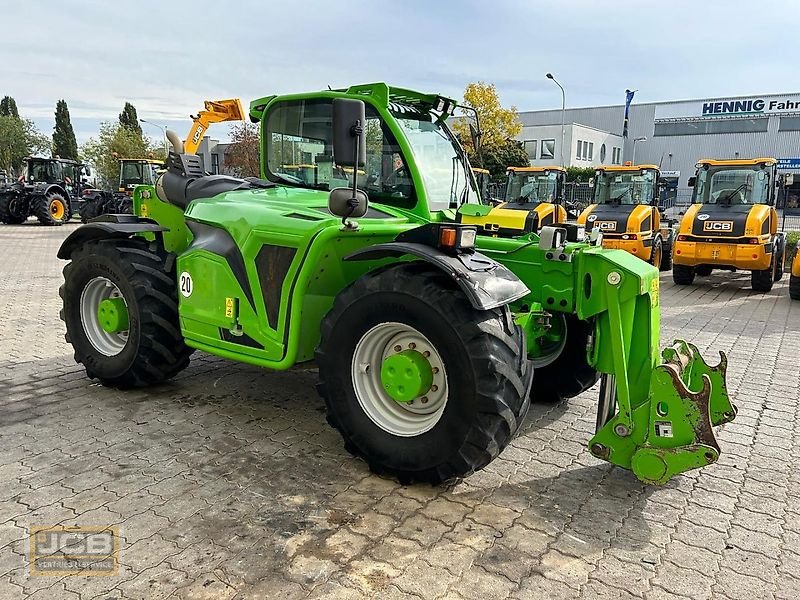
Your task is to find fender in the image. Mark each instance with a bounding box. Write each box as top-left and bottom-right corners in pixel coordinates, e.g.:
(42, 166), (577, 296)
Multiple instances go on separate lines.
(345, 242), (530, 310)
(57, 214), (167, 259)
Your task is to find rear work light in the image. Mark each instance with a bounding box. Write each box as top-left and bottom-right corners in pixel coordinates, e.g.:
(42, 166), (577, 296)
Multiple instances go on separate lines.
(748, 238), (759, 244)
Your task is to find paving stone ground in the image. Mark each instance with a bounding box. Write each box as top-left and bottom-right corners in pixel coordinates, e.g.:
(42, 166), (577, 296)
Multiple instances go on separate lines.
(1, 221), (799, 600)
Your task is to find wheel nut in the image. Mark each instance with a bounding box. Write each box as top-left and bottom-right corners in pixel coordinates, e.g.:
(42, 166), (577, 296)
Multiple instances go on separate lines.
(431, 385), (438, 392)
(423, 351), (430, 357)
(432, 367), (439, 374)
(421, 396), (429, 404)
(409, 342), (416, 349)
(394, 345), (402, 352)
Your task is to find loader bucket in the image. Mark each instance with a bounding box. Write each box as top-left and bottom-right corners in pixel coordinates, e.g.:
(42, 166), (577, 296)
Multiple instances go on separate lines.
(588, 340), (736, 485)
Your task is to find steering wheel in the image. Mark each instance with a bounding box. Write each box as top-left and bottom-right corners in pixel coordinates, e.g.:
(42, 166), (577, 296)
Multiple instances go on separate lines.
(383, 166), (413, 197)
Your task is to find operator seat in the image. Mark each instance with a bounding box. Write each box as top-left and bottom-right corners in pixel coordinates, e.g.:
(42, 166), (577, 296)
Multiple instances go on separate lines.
(716, 189), (744, 204)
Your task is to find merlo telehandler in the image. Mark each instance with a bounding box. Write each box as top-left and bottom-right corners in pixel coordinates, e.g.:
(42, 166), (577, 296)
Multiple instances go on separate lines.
(672, 158), (785, 292)
(578, 164), (674, 271)
(58, 83), (735, 485)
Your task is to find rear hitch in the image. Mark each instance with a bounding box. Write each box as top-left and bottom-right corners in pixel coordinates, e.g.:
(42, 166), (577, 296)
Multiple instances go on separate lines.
(589, 340), (736, 485)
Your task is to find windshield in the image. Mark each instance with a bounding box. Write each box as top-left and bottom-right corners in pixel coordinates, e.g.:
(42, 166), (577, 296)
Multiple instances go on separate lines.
(120, 161), (159, 186)
(506, 171), (559, 204)
(693, 166), (771, 205)
(394, 115), (477, 211)
(594, 169), (656, 205)
(26, 160), (62, 183)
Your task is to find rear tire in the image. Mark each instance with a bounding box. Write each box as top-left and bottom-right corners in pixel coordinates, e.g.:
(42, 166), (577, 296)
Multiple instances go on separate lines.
(790, 273), (800, 300)
(0, 193), (27, 224)
(751, 261), (775, 293)
(60, 238), (193, 387)
(774, 244), (785, 282)
(316, 263), (531, 484)
(80, 196), (103, 224)
(660, 239), (673, 271)
(531, 316), (598, 404)
(35, 192), (70, 226)
(648, 237), (664, 271)
(672, 264), (695, 285)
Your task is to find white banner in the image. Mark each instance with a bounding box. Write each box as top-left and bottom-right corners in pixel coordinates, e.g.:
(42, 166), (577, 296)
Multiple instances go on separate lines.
(655, 95), (800, 120)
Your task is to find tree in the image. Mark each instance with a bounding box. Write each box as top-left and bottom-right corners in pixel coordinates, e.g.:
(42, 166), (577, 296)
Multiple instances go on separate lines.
(225, 122), (260, 177)
(481, 139), (530, 182)
(52, 99), (79, 160)
(82, 122), (162, 187)
(0, 96), (19, 118)
(565, 166), (595, 183)
(452, 82), (523, 157)
(118, 102), (142, 136)
(0, 115), (49, 174)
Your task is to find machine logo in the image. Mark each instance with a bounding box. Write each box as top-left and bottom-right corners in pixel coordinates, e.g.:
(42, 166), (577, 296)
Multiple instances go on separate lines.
(698, 213), (710, 221)
(596, 221), (617, 231)
(587, 214), (597, 222)
(703, 221), (734, 232)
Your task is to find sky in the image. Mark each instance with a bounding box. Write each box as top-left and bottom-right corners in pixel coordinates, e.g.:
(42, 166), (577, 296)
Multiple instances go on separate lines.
(1, 0), (797, 146)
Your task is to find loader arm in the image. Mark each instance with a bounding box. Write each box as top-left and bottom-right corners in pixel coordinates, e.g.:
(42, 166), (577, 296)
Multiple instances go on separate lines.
(184, 99), (246, 155)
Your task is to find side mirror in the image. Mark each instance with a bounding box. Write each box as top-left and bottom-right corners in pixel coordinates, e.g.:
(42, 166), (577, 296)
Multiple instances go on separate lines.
(588, 177), (595, 188)
(469, 123), (481, 152)
(329, 187), (368, 219)
(332, 99), (366, 167)
(687, 176), (696, 187)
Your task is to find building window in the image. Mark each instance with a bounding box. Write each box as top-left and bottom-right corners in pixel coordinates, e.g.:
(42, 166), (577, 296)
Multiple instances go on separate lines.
(523, 140), (538, 159)
(576, 140), (582, 161)
(211, 153), (220, 174)
(588, 142), (594, 161)
(600, 144), (606, 163)
(541, 139), (555, 160)
(779, 116), (800, 131)
(653, 117), (768, 137)
(612, 147), (621, 164)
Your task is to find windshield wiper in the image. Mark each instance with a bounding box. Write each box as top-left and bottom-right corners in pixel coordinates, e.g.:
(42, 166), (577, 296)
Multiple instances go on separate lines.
(719, 183), (747, 204)
(610, 189), (631, 203)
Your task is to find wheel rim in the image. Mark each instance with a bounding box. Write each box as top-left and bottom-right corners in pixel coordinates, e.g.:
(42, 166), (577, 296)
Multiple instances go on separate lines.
(530, 312), (568, 368)
(653, 244), (662, 267)
(79, 277), (129, 356)
(351, 322), (448, 437)
(51, 199), (65, 220)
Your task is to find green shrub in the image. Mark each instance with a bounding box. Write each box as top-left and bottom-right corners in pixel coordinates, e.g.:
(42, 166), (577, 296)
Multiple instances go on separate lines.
(786, 230), (800, 267)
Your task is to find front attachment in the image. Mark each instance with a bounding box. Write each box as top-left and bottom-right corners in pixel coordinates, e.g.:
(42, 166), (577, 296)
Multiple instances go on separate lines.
(589, 340), (736, 485)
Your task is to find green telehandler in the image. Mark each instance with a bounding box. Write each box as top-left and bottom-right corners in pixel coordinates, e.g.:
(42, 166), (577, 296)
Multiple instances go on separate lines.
(58, 83), (735, 485)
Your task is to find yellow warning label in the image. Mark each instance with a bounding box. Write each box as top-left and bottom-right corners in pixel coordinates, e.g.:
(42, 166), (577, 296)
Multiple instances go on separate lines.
(139, 203), (149, 218)
(650, 277), (659, 307)
(225, 297), (235, 319)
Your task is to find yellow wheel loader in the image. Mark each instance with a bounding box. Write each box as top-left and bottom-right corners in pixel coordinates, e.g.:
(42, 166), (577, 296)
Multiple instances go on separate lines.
(672, 158), (785, 292)
(578, 164), (674, 271)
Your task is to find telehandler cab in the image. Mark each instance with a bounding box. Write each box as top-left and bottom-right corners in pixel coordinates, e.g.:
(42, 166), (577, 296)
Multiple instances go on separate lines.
(672, 158), (785, 292)
(58, 83), (735, 485)
(578, 164), (674, 271)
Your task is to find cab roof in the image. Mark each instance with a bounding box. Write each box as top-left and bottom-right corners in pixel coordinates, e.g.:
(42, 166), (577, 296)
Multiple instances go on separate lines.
(249, 82), (457, 123)
(596, 164), (659, 172)
(506, 166), (566, 173)
(120, 158), (164, 164)
(696, 158), (776, 167)
(471, 167), (490, 174)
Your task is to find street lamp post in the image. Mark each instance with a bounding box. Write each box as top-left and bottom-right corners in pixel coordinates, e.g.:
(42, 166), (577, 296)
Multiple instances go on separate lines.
(546, 73), (566, 168)
(632, 136), (647, 164)
(139, 118), (169, 156)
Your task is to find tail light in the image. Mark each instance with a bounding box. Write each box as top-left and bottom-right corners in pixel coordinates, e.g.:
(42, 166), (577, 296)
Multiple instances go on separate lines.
(677, 235), (687, 241)
(748, 238), (759, 245)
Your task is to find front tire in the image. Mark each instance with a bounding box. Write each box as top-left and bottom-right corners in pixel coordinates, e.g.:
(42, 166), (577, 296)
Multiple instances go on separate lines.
(774, 243), (785, 282)
(648, 237), (664, 271)
(751, 262), (775, 292)
(60, 238), (194, 387)
(35, 192), (70, 225)
(672, 264), (695, 285)
(316, 263), (531, 484)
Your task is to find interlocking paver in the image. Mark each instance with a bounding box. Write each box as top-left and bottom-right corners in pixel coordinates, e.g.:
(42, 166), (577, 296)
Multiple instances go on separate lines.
(3, 223), (800, 599)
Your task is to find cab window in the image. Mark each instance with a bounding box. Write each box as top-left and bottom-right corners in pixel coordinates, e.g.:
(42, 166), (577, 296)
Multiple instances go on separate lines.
(264, 99), (415, 208)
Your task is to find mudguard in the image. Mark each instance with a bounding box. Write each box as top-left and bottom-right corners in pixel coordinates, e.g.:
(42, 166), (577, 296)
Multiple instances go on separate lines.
(57, 214), (166, 259)
(345, 242), (530, 310)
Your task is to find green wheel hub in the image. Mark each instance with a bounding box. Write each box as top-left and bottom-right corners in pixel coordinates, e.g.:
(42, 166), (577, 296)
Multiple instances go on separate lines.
(380, 350), (433, 403)
(97, 297), (129, 334)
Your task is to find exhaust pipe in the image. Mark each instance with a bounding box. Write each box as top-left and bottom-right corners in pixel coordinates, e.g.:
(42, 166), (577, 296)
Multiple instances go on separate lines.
(166, 129), (184, 155)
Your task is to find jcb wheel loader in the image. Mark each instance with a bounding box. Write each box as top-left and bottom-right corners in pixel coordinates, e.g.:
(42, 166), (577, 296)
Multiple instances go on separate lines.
(672, 158), (785, 292)
(58, 83), (734, 486)
(578, 164), (674, 271)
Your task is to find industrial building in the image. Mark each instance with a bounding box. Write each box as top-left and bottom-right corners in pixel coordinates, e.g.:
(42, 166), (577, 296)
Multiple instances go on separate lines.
(516, 91), (800, 204)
